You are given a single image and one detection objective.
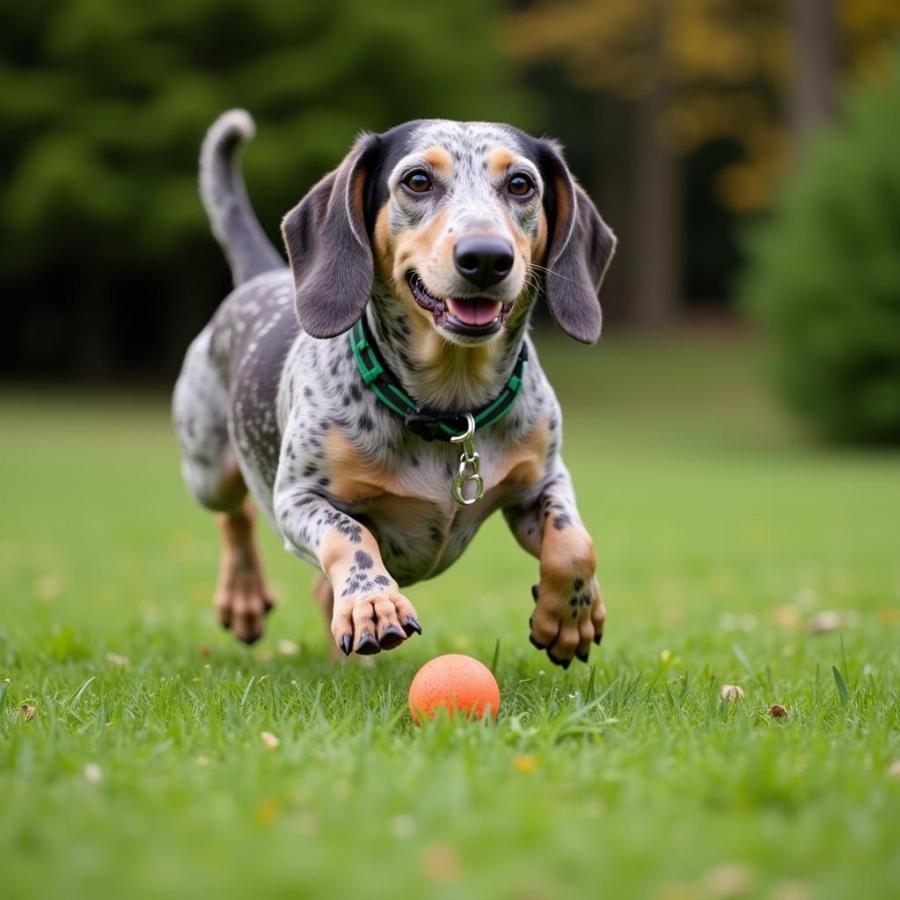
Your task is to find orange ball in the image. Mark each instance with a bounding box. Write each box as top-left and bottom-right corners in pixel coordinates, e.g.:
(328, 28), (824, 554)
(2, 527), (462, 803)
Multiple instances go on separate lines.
(408, 654), (500, 724)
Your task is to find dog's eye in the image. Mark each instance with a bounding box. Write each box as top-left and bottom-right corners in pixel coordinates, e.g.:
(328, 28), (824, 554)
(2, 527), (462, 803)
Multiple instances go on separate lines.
(507, 174), (536, 198)
(402, 170), (433, 194)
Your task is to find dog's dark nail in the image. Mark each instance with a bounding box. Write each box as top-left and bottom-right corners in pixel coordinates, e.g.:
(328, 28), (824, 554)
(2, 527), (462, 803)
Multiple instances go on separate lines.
(576, 651), (590, 664)
(263, 597), (275, 613)
(547, 650), (570, 669)
(403, 616), (422, 636)
(238, 632), (261, 646)
(531, 584), (539, 602)
(341, 634), (352, 656)
(593, 633), (603, 645)
(529, 633), (547, 650)
(378, 625), (405, 650)
(221, 620), (231, 630)
(355, 631), (381, 655)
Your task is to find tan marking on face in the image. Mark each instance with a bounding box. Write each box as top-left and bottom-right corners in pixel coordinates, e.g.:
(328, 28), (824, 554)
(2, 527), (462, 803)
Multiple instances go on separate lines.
(423, 146), (453, 177)
(533, 207), (548, 265)
(391, 209), (457, 343)
(503, 210), (533, 269)
(487, 146), (516, 180)
(392, 208), (450, 288)
(549, 171), (572, 256)
(373, 203), (394, 285)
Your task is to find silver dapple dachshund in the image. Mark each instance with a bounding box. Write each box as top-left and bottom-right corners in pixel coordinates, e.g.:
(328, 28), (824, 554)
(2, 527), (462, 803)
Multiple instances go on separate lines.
(173, 110), (616, 667)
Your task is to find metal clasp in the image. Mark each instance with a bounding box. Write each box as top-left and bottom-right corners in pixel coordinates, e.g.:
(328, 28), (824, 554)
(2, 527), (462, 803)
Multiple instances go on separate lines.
(450, 413), (484, 505)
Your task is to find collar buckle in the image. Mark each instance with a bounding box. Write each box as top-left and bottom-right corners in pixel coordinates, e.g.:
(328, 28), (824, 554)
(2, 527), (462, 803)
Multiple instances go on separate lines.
(450, 413), (484, 505)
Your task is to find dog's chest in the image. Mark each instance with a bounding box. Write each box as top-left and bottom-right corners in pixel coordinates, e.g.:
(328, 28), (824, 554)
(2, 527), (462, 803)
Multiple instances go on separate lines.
(325, 428), (548, 584)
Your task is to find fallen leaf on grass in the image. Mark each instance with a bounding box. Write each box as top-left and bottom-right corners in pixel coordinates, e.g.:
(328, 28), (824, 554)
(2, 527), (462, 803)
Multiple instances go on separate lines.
(771, 606), (800, 630)
(769, 881), (813, 900)
(704, 862), (754, 897)
(253, 798), (281, 827)
(888, 760), (900, 780)
(35, 574), (63, 600)
(513, 754), (538, 774)
(277, 639), (299, 656)
(807, 611), (841, 634)
(105, 653), (130, 667)
(422, 845), (462, 885)
(260, 731), (280, 749)
(768, 704), (788, 718)
(390, 814), (416, 839)
(719, 684), (745, 702)
(19, 704), (36, 721)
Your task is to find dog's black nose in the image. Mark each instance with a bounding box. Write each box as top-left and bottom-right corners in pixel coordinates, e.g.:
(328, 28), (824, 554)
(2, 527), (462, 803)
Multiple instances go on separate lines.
(453, 237), (514, 289)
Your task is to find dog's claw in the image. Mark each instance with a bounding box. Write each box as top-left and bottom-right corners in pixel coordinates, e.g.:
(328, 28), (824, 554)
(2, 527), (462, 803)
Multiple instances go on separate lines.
(529, 632), (548, 650)
(355, 630), (381, 655)
(237, 632), (262, 646)
(402, 616), (422, 636)
(341, 634), (353, 656)
(593, 633), (603, 646)
(547, 649), (571, 670)
(531, 584), (539, 602)
(378, 625), (405, 650)
(576, 650), (590, 664)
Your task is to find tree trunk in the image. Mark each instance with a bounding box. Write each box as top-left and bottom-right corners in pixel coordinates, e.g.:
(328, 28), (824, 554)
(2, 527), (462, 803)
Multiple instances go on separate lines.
(787, 0), (838, 146)
(629, 84), (680, 329)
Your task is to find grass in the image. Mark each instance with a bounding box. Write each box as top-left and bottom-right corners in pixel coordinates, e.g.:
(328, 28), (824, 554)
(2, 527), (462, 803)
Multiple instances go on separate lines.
(1, 333), (899, 900)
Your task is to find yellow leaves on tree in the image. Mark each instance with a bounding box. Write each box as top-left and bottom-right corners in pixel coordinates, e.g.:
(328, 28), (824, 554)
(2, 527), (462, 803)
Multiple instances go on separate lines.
(508, 0), (900, 212)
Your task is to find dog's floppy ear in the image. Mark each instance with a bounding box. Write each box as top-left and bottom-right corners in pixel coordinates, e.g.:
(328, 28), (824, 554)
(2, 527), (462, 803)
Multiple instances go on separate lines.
(281, 134), (380, 338)
(537, 141), (616, 344)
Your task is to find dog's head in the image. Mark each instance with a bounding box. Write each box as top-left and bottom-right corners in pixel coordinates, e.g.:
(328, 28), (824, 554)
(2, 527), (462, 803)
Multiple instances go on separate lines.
(282, 120), (616, 346)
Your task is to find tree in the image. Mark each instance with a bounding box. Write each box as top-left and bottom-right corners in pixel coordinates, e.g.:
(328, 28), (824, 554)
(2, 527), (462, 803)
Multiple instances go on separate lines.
(0, 0), (528, 379)
(508, 0), (900, 324)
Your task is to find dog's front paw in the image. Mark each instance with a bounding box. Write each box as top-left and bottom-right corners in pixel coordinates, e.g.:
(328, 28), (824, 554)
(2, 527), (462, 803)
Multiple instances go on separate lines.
(331, 563), (421, 656)
(529, 573), (605, 668)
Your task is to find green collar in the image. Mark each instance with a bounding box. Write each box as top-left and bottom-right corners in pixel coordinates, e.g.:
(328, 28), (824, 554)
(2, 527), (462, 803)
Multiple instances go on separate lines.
(349, 315), (527, 442)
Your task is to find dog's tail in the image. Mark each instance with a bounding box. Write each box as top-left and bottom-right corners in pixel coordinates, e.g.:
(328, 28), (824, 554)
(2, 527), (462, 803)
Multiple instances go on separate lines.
(199, 109), (285, 286)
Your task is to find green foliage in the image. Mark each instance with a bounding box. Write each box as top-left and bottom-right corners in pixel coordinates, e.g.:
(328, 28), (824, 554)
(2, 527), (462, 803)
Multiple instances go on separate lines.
(741, 57), (900, 443)
(0, 0), (528, 272)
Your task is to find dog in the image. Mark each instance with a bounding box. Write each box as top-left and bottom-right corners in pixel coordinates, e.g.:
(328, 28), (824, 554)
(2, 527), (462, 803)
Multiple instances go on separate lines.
(173, 110), (616, 667)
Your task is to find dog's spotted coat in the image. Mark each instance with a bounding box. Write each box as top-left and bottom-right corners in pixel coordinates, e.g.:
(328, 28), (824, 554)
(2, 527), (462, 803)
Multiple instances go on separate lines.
(173, 110), (616, 665)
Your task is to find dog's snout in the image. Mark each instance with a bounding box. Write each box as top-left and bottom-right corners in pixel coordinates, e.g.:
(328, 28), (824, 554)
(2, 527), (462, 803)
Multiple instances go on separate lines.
(453, 236), (514, 289)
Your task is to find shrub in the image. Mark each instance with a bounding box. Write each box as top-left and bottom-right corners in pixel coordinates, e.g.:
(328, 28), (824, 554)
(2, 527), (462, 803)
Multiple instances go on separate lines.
(741, 56), (900, 444)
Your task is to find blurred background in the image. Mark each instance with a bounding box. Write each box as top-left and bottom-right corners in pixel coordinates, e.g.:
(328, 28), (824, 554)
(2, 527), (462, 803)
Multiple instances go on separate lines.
(3, 9), (900, 896)
(2, 0), (899, 442)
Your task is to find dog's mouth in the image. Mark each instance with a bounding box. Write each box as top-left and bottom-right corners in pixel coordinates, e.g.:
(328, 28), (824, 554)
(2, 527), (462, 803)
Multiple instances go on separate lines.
(406, 271), (509, 337)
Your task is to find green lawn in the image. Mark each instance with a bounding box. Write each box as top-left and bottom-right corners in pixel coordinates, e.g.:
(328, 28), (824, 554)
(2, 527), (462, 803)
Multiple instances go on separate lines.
(2, 334), (899, 900)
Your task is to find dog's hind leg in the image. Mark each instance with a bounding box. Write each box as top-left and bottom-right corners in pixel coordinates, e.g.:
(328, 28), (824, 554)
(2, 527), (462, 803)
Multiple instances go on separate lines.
(173, 328), (275, 643)
(214, 499), (275, 643)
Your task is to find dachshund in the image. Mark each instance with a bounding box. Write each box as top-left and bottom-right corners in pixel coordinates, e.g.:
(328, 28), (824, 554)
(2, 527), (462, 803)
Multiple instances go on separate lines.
(173, 110), (616, 667)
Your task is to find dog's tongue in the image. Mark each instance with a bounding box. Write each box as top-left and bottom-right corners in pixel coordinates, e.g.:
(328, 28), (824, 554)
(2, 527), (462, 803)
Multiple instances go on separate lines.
(448, 298), (501, 326)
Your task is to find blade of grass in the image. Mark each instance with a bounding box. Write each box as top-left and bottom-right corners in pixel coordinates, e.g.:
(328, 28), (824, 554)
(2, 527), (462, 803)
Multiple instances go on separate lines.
(832, 665), (850, 709)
